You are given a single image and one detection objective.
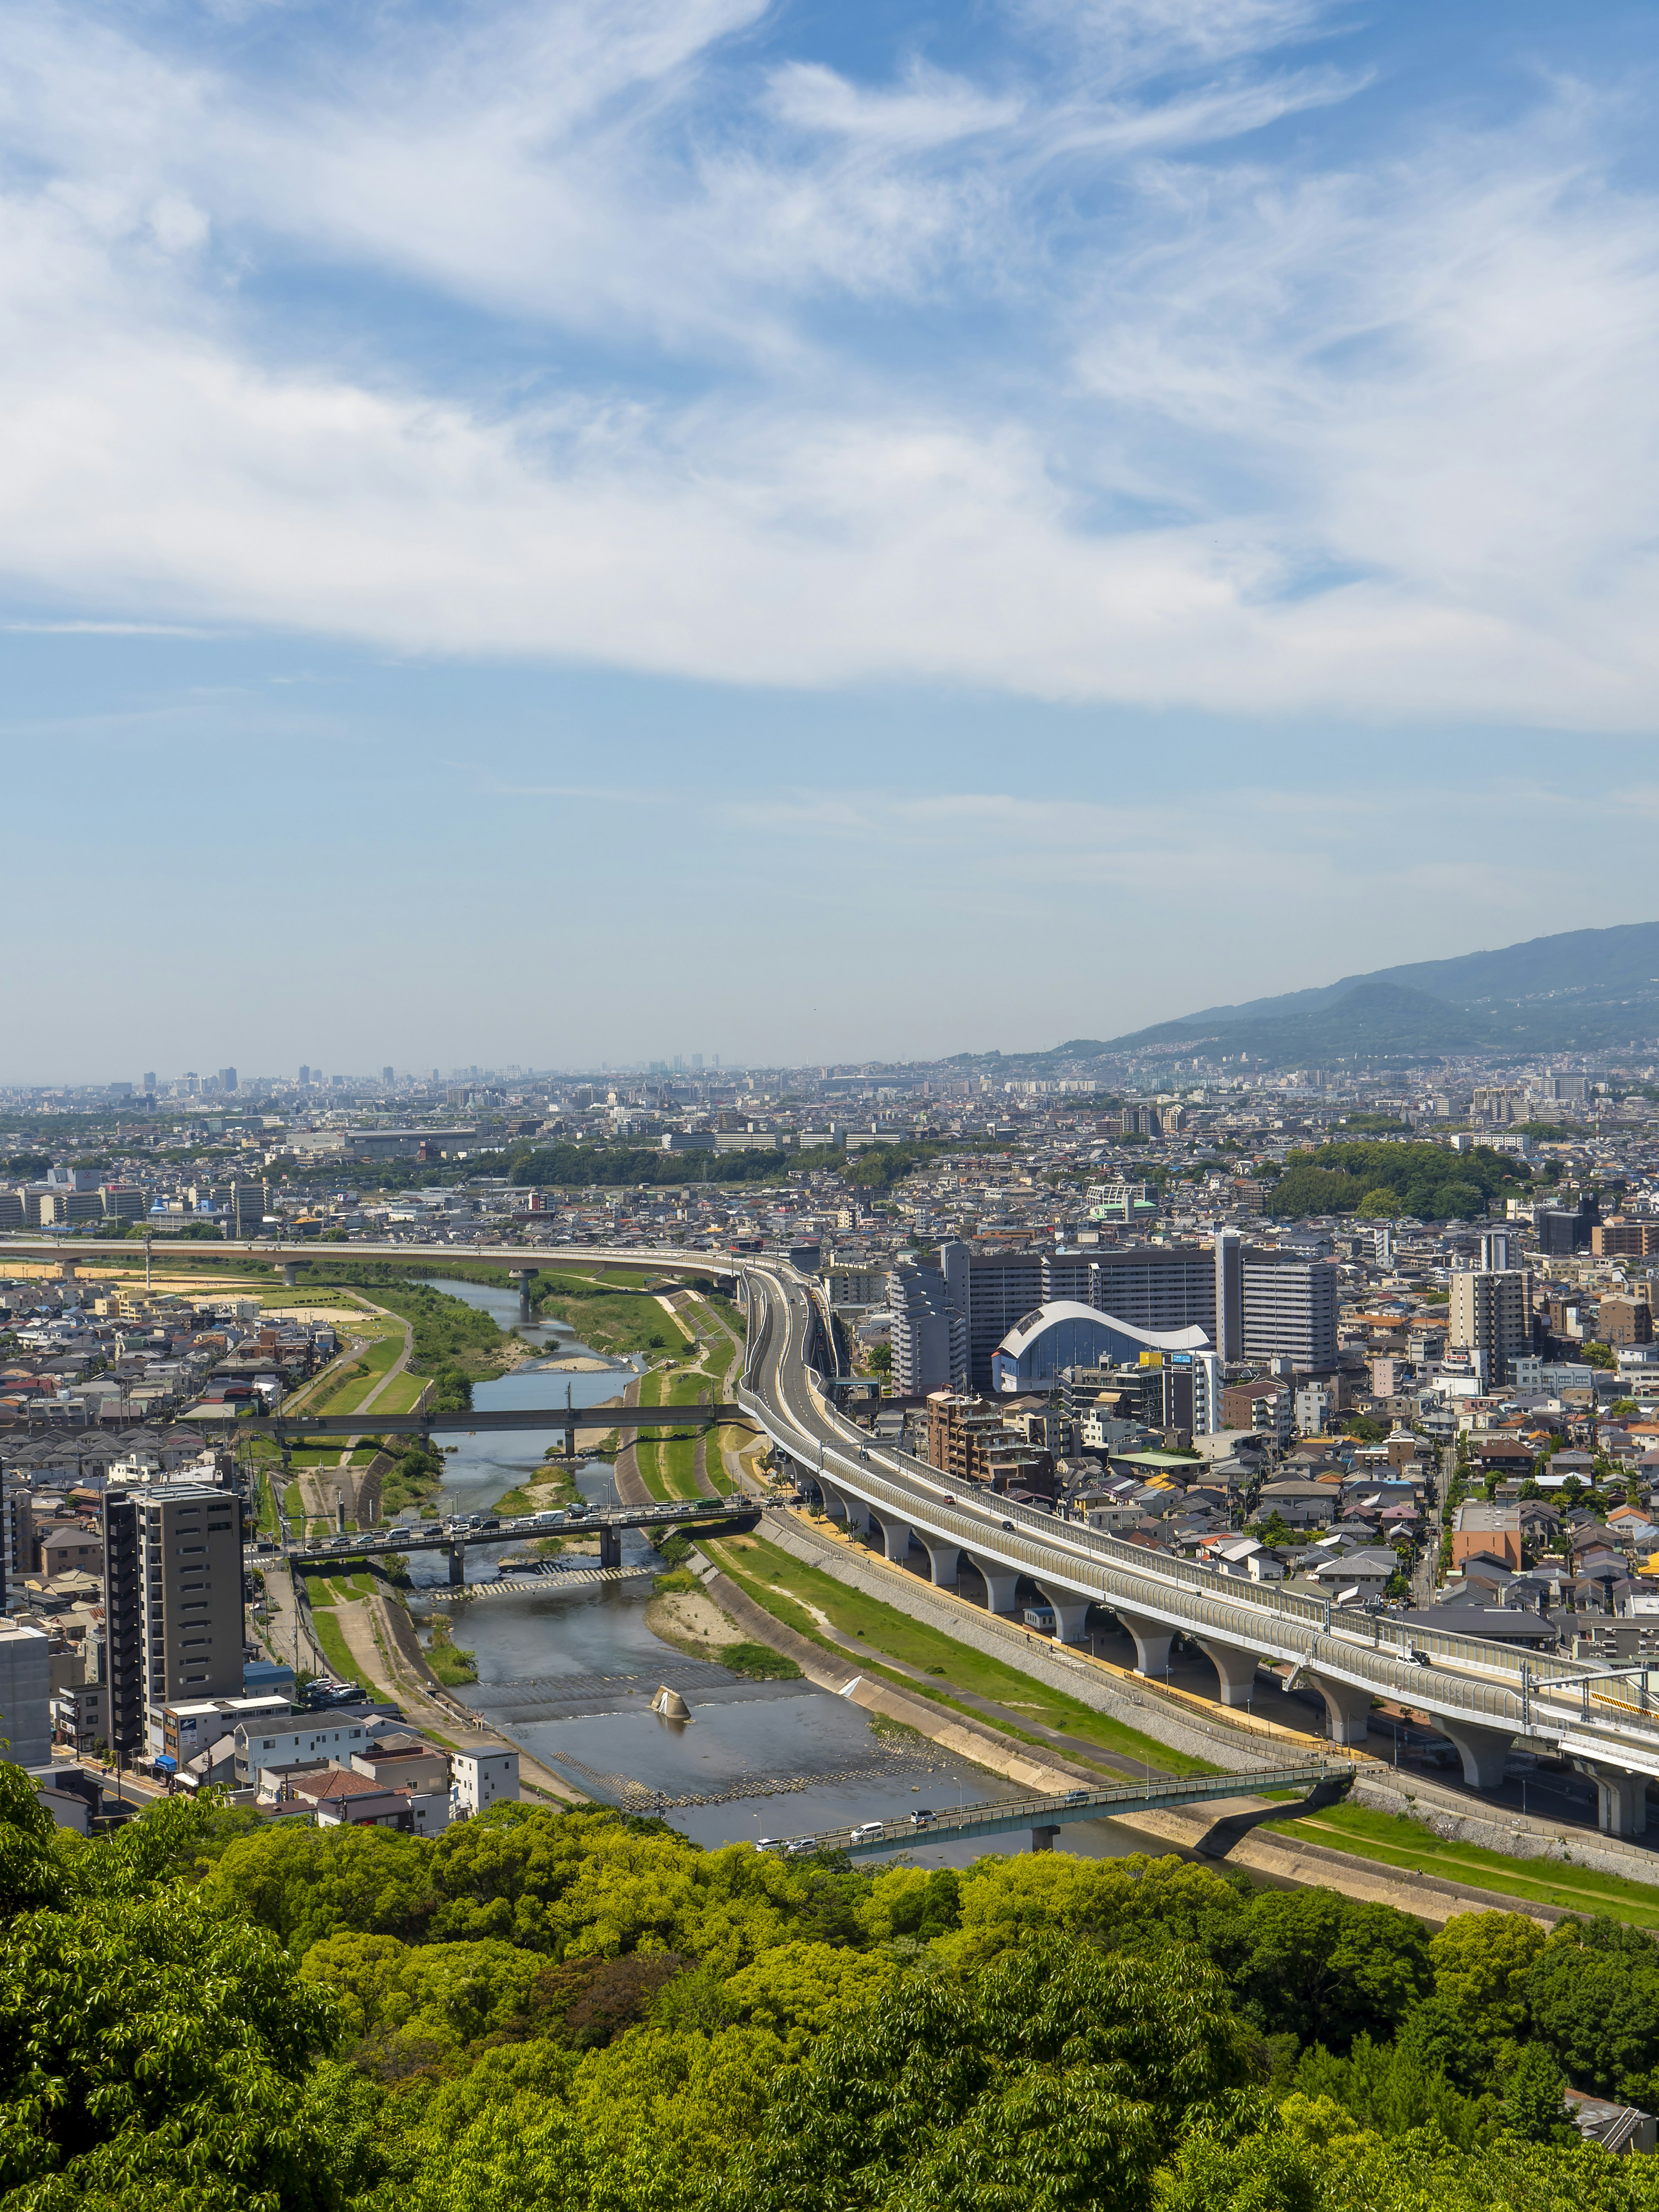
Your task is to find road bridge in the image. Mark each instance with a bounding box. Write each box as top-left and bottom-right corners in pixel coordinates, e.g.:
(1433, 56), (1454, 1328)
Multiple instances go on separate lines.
(274, 1496), (753, 1577)
(739, 1260), (1659, 1838)
(767, 1760), (1352, 1859)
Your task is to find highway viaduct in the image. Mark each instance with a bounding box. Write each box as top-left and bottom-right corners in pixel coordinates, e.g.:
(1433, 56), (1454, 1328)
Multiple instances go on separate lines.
(30, 1230), (1659, 1836)
(0, 1237), (739, 1319)
(740, 1260), (1659, 1839)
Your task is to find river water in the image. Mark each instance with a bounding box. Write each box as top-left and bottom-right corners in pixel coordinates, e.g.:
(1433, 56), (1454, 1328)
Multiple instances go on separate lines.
(408, 1278), (1203, 1869)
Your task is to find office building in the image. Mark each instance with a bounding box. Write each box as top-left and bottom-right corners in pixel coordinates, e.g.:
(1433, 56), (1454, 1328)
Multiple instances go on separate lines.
(939, 1245), (1043, 1391)
(1240, 1256), (1338, 1372)
(219, 1067), (238, 1092)
(887, 1262), (968, 1395)
(230, 1182), (268, 1236)
(1448, 1269), (1532, 1387)
(382, 1065), (394, 1084)
(103, 1475), (245, 1758)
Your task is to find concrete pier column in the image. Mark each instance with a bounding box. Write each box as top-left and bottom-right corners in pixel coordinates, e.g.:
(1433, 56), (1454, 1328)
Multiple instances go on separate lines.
(1438, 1719), (1515, 1789)
(1306, 1672), (1374, 1747)
(598, 1524), (623, 1570)
(335, 1493), (346, 1534)
(1034, 1582), (1093, 1645)
(918, 1538), (961, 1587)
(964, 1551), (1022, 1615)
(818, 1479), (870, 1534)
(1196, 1637), (1263, 1709)
(283, 1262), (301, 1287)
(874, 1514), (912, 1565)
(1114, 1608), (1174, 1679)
(1582, 1766), (1649, 1837)
(448, 1545), (465, 1586)
(1031, 1825), (1060, 1853)
(512, 1268), (534, 1322)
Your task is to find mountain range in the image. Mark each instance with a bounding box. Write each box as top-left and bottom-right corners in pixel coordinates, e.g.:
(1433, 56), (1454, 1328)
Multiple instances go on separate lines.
(1048, 921), (1659, 1067)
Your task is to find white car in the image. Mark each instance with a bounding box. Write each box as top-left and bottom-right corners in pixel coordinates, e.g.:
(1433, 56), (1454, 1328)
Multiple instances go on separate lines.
(849, 1822), (886, 1843)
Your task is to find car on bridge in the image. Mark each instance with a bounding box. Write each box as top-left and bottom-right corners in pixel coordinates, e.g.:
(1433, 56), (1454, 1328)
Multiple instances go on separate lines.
(849, 1822), (886, 1843)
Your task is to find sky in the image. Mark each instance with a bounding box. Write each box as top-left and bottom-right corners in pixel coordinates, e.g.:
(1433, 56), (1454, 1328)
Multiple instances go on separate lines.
(5, 0), (1659, 1083)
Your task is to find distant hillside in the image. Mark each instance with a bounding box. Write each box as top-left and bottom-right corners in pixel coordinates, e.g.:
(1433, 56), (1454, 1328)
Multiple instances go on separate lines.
(1047, 920), (1659, 1065)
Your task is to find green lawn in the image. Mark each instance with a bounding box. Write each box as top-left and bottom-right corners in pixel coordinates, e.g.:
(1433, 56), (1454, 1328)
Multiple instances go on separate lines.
(1272, 1802), (1659, 1926)
(708, 1533), (1214, 1777)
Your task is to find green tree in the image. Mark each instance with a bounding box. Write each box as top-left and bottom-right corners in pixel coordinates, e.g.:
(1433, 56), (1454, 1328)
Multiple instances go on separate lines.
(1230, 1890), (1430, 2051)
(1526, 1915), (1659, 2097)
(1427, 1911), (1544, 2045)
(0, 1764), (376, 2210)
(1498, 2039), (1576, 2146)
(722, 1938), (1256, 2212)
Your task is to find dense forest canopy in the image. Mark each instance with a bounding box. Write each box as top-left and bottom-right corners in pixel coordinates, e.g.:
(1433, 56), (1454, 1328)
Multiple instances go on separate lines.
(6, 1764), (1659, 2211)
(1269, 1141), (1532, 1222)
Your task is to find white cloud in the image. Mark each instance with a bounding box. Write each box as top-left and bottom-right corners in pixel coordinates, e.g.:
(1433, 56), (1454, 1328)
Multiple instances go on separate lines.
(0, 1), (1652, 727)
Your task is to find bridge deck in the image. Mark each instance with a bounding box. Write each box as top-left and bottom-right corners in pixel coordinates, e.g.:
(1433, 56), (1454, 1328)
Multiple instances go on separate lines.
(760, 1760), (1348, 1856)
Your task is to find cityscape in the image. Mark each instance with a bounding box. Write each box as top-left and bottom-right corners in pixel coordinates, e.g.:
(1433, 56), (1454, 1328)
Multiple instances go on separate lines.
(7, 0), (1659, 2202)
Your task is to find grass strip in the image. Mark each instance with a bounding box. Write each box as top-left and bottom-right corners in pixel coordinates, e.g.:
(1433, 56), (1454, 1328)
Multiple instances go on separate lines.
(307, 1605), (387, 1700)
(1269, 1802), (1659, 1926)
(707, 1533), (1215, 1777)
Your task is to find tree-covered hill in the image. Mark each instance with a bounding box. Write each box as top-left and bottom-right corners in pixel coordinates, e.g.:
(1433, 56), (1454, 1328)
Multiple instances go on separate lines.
(6, 1762), (1659, 2211)
(1268, 1140), (1533, 1222)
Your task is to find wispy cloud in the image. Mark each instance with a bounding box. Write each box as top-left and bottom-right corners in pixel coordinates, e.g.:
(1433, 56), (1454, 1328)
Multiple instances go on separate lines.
(0, 0), (1652, 728)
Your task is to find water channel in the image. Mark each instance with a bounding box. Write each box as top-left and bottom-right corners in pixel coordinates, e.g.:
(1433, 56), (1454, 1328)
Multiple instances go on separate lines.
(404, 1277), (1204, 1869)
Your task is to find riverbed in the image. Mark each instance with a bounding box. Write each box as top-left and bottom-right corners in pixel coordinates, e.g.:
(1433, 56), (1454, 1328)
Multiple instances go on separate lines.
(407, 1278), (1205, 1869)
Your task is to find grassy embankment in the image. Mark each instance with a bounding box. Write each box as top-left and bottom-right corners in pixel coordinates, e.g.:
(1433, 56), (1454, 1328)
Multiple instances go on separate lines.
(529, 1269), (694, 1358)
(706, 1531), (1215, 1779)
(631, 1292), (756, 1502)
(1267, 1800), (1659, 1927)
(302, 1570), (391, 1698)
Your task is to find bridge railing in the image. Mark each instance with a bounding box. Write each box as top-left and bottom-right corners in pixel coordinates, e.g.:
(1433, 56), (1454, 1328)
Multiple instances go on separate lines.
(740, 1374), (1593, 1695)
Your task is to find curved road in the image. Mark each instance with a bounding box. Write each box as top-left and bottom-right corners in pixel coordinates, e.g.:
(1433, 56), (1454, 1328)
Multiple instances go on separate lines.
(737, 1262), (1659, 1829)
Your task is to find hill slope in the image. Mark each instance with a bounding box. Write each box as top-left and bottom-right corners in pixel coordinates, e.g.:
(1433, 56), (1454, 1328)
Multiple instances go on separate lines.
(1050, 920), (1659, 1063)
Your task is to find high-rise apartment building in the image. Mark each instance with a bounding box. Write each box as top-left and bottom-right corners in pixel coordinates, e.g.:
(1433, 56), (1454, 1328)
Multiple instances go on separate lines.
(1447, 1269), (1531, 1387)
(103, 1477), (245, 1757)
(1241, 1256), (1338, 1373)
(1214, 1231), (1243, 1363)
(382, 1066), (394, 1084)
(219, 1067), (238, 1092)
(887, 1262), (969, 1395)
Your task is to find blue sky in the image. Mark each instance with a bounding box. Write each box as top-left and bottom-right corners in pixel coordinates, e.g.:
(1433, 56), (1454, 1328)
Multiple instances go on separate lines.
(5, 0), (1659, 1082)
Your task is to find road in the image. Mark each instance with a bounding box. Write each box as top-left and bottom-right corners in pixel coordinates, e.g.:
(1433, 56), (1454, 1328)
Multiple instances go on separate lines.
(737, 1262), (1659, 1821)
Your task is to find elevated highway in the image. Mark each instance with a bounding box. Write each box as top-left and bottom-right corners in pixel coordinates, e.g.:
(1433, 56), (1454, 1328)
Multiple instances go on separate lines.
(0, 1237), (737, 1316)
(738, 1262), (1659, 1838)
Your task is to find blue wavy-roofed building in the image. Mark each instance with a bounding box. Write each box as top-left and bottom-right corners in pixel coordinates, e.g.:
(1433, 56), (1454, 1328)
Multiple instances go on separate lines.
(990, 1303), (1220, 1439)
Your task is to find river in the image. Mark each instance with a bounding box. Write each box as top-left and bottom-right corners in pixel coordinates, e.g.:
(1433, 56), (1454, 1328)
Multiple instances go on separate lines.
(407, 1277), (1203, 1869)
